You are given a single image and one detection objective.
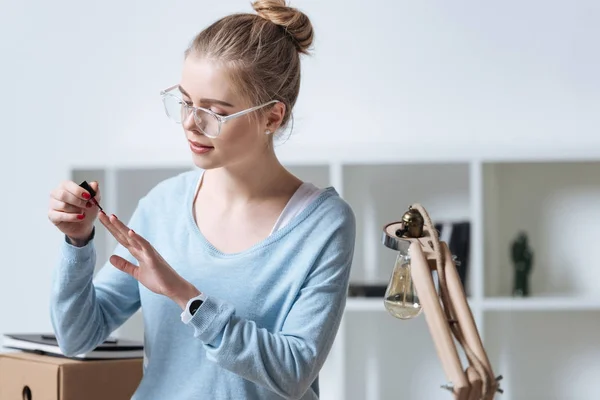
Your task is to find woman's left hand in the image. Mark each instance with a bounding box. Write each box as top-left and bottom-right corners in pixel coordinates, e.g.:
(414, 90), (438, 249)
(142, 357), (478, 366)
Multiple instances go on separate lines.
(98, 212), (200, 309)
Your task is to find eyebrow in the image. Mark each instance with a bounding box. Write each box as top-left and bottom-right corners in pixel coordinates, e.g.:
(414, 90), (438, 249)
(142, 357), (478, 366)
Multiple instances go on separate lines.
(178, 85), (235, 108)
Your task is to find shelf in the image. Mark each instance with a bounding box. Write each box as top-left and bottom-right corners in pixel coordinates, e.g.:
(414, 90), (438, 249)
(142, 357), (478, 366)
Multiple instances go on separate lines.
(346, 297), (479, 313)
(483, 296), (600, 311)
(485, 311), (600, 399)
(343, 311), (462, 400)
(65, 142), (600, 169)
(346, 298), (385, 312)
(65, 156), (600, 400)
(483, 161), (600, 298)
(347, 296), (600, 312)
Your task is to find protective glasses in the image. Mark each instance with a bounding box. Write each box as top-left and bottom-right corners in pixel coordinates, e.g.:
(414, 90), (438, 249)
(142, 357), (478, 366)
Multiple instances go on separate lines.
(160, 85), (279, 138)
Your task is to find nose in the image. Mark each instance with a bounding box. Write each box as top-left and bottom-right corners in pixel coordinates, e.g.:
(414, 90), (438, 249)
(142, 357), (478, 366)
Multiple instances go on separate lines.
(182, 109), (199, 133)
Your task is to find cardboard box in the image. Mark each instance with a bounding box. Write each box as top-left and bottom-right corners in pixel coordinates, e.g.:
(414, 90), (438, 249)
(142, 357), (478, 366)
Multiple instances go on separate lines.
(0, 351), (143, 400)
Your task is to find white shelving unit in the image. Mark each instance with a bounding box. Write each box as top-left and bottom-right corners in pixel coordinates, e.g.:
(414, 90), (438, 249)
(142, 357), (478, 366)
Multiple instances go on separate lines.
(69, 146), (600, 400)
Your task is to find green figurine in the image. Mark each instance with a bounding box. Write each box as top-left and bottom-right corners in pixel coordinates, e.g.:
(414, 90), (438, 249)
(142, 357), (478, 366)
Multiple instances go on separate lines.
(511, 231), (534, 297)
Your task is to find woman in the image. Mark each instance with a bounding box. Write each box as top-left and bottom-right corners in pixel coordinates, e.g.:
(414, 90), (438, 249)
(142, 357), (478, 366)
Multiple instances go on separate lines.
(47, 1), (356, 399)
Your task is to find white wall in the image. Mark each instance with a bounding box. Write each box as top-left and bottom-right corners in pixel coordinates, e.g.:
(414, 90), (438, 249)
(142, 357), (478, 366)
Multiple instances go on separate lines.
(0, 0), (597, 373)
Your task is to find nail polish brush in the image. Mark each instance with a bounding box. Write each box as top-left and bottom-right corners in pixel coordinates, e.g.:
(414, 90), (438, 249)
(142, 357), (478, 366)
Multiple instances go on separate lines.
(79, 180), (104, 212)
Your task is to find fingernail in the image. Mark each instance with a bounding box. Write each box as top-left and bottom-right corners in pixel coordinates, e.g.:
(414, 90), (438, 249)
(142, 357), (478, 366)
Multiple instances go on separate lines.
(77, 213), (85, 220)
(82, 193), (91, 199)
(111, 214), (117, 219)
(100, 210), (106, 215)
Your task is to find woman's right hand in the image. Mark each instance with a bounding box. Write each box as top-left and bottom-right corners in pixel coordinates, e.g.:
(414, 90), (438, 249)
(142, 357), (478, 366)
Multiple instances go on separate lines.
(48, 180), (102, 246)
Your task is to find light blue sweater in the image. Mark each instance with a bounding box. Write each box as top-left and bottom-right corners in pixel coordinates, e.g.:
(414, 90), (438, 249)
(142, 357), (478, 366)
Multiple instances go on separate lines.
(50, 169), (356, 400)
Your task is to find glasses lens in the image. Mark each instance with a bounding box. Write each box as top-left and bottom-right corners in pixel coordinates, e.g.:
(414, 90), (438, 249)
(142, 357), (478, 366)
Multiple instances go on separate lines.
(161, 93), (220, 137)
(194, 109), (220, 138)
(162, 94), (189, 123)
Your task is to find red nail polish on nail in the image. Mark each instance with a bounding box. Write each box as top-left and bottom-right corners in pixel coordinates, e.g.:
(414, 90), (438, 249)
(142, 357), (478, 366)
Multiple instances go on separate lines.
(82, 193), (90, 199)
(77, 214), (85, 220)
(111, 214), (117, 219)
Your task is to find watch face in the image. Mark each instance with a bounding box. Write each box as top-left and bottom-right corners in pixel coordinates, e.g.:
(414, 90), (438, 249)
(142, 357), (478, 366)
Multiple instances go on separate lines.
(190, 299), (203, 315)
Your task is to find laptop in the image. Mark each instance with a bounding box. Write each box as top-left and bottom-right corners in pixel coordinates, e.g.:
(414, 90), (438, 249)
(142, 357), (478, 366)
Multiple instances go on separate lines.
(1, 333), (143, 360)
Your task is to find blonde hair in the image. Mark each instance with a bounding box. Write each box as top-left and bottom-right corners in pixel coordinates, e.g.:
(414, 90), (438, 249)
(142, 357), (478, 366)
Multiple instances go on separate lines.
(185, 0), (314, 132)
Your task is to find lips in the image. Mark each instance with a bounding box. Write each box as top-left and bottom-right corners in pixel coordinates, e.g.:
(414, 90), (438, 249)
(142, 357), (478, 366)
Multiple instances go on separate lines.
(188, 140), (214, 148)
(188, 140), (214, 155)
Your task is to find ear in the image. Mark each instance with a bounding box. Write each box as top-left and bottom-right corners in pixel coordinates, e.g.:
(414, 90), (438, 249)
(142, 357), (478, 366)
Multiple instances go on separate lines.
(265, 102), (286, 133)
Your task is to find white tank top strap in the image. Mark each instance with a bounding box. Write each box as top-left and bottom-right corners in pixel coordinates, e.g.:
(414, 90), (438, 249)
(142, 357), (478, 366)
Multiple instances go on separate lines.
(270, 182), (324, 234)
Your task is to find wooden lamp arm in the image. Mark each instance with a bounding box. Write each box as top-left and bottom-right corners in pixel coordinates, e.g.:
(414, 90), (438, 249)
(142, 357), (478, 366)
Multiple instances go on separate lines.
(409, 241), (471, 399)
(382, 204), (503, 399)
(441, 241), (499, 399)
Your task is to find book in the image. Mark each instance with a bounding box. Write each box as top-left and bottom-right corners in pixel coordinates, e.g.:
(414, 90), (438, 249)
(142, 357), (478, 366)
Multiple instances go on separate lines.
(1, 333), (144, 360)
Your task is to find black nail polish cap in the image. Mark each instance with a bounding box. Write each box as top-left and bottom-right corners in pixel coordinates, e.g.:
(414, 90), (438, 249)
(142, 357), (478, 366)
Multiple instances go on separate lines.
(79, 180), (97, 198)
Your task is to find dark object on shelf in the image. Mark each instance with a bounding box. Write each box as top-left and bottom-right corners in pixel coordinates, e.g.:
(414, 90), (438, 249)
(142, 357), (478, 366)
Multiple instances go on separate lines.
(348, 284), (388, 297)
(511, 231), (534, 297)
(434, 221), (470, 290)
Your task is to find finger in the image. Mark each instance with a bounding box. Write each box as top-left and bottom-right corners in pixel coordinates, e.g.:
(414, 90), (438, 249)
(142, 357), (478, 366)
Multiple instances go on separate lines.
(51, 187), (88, 209)
(104, 213), (142, 253)
(110, 255), (139, 280)
(62, 180), (96, 204)
(109, 214), (130, 236)
(109, 214), (139, 248)
(98, 212), (133, 250)
(49, 197), (84, 214)
(127, 228), (152, 251)
(88, 181), (102, 203)
(48, 209), (86, 224)
(99, 212), (127, 244)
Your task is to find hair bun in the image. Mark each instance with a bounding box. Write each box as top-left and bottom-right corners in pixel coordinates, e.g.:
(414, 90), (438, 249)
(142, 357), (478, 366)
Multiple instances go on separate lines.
(252, 0), (314, 54)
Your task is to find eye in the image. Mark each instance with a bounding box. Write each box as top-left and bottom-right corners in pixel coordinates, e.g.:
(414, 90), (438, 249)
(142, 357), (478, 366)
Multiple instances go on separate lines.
(210, 108), (227, 116)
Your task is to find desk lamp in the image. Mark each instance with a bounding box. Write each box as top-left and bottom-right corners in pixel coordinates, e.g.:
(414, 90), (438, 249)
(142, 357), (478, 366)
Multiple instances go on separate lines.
(382, 203), (503, 399)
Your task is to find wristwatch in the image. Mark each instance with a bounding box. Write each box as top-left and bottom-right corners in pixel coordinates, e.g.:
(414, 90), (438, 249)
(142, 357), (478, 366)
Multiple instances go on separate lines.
(181, 293), (207, 323)
(189, 298), (204, 315)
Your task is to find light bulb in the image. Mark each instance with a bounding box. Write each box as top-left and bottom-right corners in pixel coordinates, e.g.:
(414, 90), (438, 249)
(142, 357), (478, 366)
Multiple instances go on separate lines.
(384, 252), (422, 319)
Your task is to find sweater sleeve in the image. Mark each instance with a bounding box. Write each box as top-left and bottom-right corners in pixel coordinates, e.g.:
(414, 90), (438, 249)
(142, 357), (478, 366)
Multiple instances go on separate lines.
(186, 206), (356, 399)
(49, 200), (146, 356)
